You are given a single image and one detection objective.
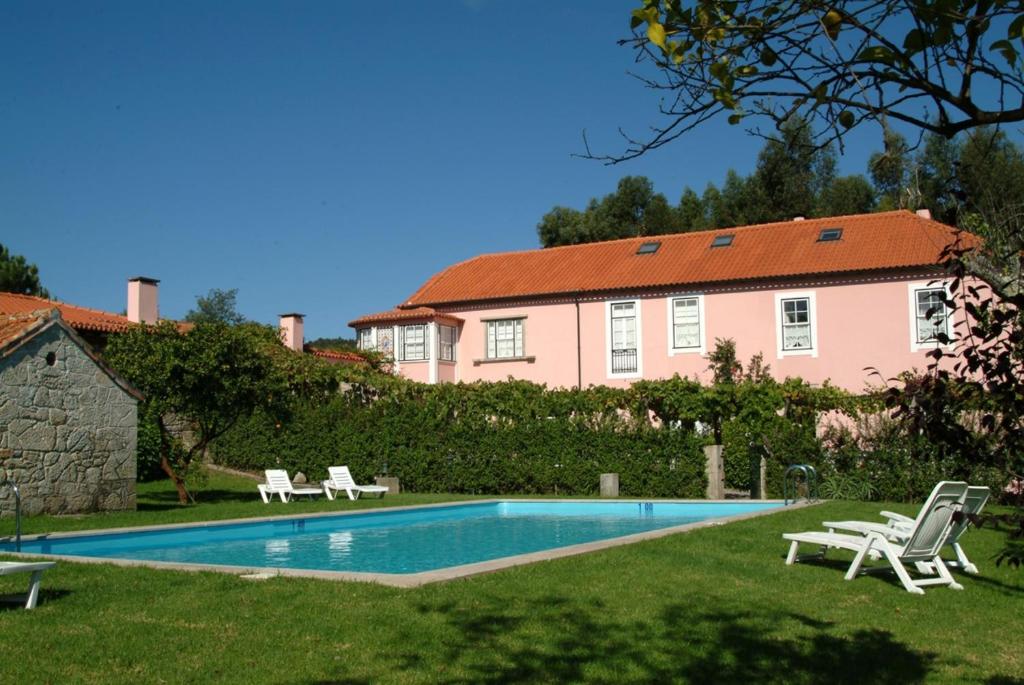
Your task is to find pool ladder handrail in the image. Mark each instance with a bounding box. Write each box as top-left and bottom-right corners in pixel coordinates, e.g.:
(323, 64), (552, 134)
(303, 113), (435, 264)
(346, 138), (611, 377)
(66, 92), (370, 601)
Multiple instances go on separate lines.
(1, 479), (22, 552)
(783, 465), (818, 505)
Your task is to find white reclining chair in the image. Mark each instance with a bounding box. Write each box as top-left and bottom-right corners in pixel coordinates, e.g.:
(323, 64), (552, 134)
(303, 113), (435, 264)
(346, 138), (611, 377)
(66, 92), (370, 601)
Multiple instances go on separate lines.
(783, 481), (968, 594)
(258, 469), (323, 503)
(322, 466), (389, 501)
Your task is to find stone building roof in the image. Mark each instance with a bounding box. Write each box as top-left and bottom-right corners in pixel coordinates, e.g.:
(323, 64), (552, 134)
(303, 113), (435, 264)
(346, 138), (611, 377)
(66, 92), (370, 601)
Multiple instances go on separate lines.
(0, 309), (144, 401)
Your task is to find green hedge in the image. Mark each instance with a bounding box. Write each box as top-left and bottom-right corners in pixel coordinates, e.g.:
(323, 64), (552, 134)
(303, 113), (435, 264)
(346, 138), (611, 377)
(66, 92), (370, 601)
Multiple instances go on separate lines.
(212, 383), (708, 498)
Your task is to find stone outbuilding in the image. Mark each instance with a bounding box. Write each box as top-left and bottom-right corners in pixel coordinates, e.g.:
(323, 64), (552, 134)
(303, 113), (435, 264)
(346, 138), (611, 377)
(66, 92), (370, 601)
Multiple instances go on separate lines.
(0, 308), (141, 516)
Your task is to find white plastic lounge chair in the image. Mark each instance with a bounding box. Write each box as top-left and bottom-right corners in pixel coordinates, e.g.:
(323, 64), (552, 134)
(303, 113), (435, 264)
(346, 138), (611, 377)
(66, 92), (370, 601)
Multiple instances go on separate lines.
(0, 561), (56, 609)
(823, 485), (990, 574)
(258, 469), (323, 503)
(322, 466), (389, 501)
(783, 481), (968, 594)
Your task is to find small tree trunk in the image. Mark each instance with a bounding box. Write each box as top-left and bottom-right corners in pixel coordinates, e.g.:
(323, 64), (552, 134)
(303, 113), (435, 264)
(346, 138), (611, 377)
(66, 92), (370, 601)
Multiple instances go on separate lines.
(156, 415), (192, 505)
(159, 453), (190, 505)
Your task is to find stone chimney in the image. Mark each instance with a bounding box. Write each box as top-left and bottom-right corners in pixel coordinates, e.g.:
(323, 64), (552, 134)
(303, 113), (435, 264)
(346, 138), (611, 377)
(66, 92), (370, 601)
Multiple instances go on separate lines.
(127, 277), (159, 324)
(279, 313), (304, 352)
(915, 208), (932, 220)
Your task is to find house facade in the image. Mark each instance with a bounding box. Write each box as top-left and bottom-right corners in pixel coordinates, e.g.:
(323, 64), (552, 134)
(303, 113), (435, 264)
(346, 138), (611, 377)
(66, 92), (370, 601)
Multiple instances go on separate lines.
(350, 211), (975, 393)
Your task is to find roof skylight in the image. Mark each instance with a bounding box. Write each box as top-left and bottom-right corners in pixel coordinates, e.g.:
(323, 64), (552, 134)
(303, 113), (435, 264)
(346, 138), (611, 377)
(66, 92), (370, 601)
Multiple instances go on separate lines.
(711, 234), (734, 248)
(818, 228), (843, 242)
(636, 241), (661, 255)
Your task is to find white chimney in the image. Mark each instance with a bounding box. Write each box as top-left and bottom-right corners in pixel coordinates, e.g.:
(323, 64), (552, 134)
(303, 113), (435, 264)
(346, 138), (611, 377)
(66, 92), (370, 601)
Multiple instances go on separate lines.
(279, 313), (304, 352)
(915, 208), (932, 220)
(793, 216), (806, 221)
(127, 277), (159, 324)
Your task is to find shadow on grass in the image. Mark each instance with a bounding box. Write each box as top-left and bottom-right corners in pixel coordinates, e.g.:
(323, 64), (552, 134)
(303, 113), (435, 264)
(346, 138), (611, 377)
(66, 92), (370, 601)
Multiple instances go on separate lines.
(137, 489), (255, 511)
(0, 588), (72, 611)
(399, 595), (935, 684)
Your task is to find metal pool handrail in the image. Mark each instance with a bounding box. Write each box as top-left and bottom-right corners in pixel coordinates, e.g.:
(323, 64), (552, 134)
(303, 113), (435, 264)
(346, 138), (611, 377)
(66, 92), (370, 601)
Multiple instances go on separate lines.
(783, 465), (818, 505)
(1, 479), (22, 552)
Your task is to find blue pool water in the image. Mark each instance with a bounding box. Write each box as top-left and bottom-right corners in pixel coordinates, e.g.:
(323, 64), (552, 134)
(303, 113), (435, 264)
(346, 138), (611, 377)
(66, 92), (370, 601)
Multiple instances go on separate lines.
(3, 501), (783, 574)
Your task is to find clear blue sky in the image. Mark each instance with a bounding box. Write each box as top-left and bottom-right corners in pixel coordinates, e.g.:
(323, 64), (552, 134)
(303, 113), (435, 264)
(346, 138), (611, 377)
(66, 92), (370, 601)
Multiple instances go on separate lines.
(1, 1), (1014, 339)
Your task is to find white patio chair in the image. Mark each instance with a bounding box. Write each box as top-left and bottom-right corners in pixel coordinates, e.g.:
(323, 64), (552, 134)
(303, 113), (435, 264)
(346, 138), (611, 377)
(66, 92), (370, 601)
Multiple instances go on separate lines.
(257, 469), (323, 503)
(0, 561), (57, 609)
(783, 481), (968, 594)
(322, 466), (389, 501)
(823, 485), (990, 574)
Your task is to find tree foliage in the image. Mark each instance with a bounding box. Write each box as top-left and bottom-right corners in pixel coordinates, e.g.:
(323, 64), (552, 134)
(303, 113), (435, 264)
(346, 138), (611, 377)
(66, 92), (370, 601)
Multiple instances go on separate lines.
(594, 0), (1024, 163)
(185, 288), (246, 325)
(537, 176), (683, 247)
(0, 243), (49, 297)
(105, 322), (305, 503)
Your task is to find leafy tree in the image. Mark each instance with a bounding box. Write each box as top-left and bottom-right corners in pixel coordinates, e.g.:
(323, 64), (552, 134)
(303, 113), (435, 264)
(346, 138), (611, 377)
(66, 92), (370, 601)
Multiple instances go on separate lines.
(817, 175), (876, 217)
(677, 187), (707, 230)
(749, 116), (832, 222)
(869, 130), (912, 210)
(537, 206), (587, 247)
(306, 336), (358, 351)
(0, 243), (49, 297)
(185, 288), (245, 325)
(105, 322), (289, 503)
(537, 176), (682, 247)
(595, 1), (1024, 163)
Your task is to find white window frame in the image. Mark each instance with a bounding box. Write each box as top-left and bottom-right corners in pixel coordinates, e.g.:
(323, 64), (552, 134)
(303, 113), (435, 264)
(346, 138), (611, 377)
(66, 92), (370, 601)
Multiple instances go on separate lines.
(605, 299), (643, 379)
(438, 324), (456, 362)
(774, 291), (817, 358)
(666, 294), (706, 356)
(485, 318), (525, 359)
(398, 324), (427, 362)
(908, 282), (954, 351)
(357, 327), (376, 352)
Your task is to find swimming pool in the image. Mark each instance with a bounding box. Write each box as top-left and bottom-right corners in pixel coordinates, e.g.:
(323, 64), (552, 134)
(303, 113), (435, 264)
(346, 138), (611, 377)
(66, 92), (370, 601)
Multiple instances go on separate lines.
(2, 500), (789, 585)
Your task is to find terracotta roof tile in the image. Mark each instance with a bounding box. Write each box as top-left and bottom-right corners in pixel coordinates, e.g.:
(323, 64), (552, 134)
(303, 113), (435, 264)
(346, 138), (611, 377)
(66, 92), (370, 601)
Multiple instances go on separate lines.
(0, 291), (191, 334)
(0, 291), (134, 333)
(348, 307), (465, 328)
(304, 346), (366, 364)
(401, 211), (974, 307)
(0, 309), (53, 351)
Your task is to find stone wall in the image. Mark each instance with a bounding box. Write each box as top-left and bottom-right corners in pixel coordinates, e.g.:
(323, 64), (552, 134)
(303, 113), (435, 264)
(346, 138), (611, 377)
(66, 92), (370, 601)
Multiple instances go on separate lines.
(0, 325), (137, 515)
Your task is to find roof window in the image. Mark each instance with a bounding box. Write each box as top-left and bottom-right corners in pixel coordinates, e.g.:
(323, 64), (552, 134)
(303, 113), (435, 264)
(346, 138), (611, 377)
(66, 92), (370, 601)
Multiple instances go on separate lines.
(636, 241), (661, 255)
(817, 228), (843, 242)
(711, 234), (734, 248)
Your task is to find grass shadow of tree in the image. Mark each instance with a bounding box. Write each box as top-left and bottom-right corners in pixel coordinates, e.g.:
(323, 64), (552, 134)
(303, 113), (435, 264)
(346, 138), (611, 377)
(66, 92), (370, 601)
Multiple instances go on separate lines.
(404, 593), (936, 684)
(137, 488), (255, 510)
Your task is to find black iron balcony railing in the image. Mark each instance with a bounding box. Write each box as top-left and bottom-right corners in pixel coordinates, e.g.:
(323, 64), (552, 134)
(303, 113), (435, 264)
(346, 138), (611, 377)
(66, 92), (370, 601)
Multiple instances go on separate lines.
(611, 348), (638, 374)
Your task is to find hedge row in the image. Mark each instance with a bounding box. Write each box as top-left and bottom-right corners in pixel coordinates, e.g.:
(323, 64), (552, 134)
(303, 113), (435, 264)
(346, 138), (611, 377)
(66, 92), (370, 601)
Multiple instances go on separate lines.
(210, 371), (1008, 503)
(212, 385), (708, 498)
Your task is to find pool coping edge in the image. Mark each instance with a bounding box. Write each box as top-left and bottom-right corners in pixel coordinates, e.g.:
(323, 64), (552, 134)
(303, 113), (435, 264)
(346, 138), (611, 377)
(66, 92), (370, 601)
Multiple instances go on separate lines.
(1, 498), (820, 587)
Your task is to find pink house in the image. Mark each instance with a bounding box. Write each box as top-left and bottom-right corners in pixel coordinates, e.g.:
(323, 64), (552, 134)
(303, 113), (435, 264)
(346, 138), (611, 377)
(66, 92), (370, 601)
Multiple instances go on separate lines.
(349, 210), (975, 392)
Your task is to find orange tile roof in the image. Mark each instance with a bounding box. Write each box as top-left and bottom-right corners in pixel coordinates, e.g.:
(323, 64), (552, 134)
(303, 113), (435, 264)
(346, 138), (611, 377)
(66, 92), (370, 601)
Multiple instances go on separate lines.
(304, 346), (366, 364)
(401, 211), (974, 307)
(0, 291), (134, 333)
(348, 307), (465, 328)
(0, 309), (53, 351)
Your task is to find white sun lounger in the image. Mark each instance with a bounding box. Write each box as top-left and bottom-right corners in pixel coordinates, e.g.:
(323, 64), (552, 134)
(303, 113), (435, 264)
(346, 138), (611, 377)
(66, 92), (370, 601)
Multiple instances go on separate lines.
(322, 466), (389, 501)
(823, 485), (990, 574)
(258, 469), (323, 503)
(0, 561), (56, 609)
(783, 481), (968, 594)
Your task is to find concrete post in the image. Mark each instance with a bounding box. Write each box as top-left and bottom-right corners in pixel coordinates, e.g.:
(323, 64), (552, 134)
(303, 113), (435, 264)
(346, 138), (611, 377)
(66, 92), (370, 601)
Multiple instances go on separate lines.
(600, 473), (619, 498)
(375, 476), (400, 495)
(704, 445), (725, 499)
(759, 456), (768, 500)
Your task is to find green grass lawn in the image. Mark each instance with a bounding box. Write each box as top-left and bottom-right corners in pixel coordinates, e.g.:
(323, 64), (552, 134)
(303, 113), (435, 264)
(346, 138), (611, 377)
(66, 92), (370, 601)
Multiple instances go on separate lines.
(1, 474), (1021, 684)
